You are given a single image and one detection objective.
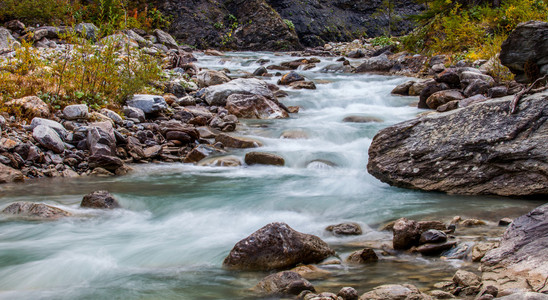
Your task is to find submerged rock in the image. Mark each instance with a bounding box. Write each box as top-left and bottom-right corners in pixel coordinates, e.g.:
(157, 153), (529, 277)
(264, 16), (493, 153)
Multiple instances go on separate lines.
(254, 271), (315, 297)
(223, 222), (335, 270)
(2, 202), (71, 219)
(367, 92), (548, 196)
(81, 191), (120, 209)
(346, 248), (378, 264)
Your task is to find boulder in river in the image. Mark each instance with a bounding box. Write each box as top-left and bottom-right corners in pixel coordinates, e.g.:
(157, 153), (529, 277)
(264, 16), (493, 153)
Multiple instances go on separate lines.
(500, 21), (548, 83)
(2, 202), (71, 219)
(253, 271), (315, 297)
(278, 71), (305, 85)
(223, 222), (335, 270)
(355, 54), (394, 73)
(215, 133), (263, 148)
(226, 94), (289, 119)
(346, 248), (378, 264)
(481, 204), (548, 293)
(326, 222), (362, 235)
(244, 151), (285, 166)
(196, 69), (231, 88)
(202, 78), (275, 106)
(81, 191), (120, 209)
(367, 92), (548, 196)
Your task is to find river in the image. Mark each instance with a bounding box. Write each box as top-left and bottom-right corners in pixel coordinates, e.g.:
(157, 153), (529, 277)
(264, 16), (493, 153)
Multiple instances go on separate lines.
(0, 52), (542, 299)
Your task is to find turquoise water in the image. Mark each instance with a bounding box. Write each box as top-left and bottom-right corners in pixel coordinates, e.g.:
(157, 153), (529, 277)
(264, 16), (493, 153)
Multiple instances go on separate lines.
(0, 53), (542, 299)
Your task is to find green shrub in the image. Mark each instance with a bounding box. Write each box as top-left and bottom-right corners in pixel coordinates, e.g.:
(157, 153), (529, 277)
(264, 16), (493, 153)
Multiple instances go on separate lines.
(371, 35), (395, 47)
(283, 19), (295, 31)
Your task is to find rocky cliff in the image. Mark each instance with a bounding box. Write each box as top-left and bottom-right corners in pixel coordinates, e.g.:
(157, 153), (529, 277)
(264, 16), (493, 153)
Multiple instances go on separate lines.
(154, 0), (424, 49)
(367, 92), (548, 197)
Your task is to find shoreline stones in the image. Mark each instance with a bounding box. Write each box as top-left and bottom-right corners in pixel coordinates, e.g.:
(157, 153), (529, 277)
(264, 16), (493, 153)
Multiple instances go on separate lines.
(254, 271), (315, 297)
(2, 201), (71, 220)
(223, 222), (335, 271)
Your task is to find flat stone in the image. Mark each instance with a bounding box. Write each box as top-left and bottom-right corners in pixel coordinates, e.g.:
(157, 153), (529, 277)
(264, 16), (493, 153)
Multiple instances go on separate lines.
(215, 133), (263, 148)
(245, 151), (285, 166)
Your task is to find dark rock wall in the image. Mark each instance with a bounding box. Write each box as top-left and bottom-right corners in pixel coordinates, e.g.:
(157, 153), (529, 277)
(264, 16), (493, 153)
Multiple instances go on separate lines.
(154, 0), (425, 49)
(266, 0), (426, 47)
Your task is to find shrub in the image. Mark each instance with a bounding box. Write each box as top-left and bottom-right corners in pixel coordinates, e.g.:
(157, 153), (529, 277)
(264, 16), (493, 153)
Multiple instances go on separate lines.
(283, 19), (295, 31)
(371, 35), (395, 47)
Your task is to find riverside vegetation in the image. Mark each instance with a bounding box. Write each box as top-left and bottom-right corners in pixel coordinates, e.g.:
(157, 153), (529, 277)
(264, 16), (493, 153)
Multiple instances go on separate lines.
(0, 0), (547, 299)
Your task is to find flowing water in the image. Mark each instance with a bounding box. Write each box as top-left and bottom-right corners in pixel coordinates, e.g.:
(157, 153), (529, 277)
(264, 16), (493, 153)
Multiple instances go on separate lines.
(0, 52), (542, 299)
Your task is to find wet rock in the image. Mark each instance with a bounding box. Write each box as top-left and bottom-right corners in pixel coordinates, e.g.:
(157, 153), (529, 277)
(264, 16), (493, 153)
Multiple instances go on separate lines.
(391, 80), (415, 95)
(203, 78), (275, 106)
(153, 29), (178, 49)
(254, 271), (315, 297)
(419, 229), (447, 244)
(367, 92), (548, 196)
(197, 155), (241, 167)
(81, 190), (120, 209)
(223, 222), (335, 270)
(453, 270), (481, 287)
(346, 248), (378, 264)
(33, 125), (65, 154)
(204, 49), (224, 56)
(415, 241), (457, 256)
(6, 96), (50, 118)
(88, 154), (124, 172)
(184, 144), (225, 163)
(338, 287), (359, 300)
(253, 66), (268, 76)
(290, 265), (331, 280)
(393, 218), (420, 250)
(215, 133), (263, 148)
(500, 21), (548, 83)
(289, 81), (317, 89)
(326, 222), (362, 235)
(459, 219), (486, 227)
(127, 94), (168, 115)
(426, 90), (465, 109)
(343, 116), (383, 123)
(355, 54), (394, 73)
(320, 63), (354, 73)
(245, 151), (285, 166)
(359, 284), (427, 300)
(2, 202), (71, 219)
(196, 69), (231, 88)
(278, 71), (305, 85)
(482, 204), (548, 293)
(0, 163), (24, 183)
(226, 94), (289, 119)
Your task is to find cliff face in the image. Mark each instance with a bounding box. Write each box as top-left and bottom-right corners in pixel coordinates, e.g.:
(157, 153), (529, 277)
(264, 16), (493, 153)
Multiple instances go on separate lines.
(154, 0), (424, 50)
(266, 0), (425, 47)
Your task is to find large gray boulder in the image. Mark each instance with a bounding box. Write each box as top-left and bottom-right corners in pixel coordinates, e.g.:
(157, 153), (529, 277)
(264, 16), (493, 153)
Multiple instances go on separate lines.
(500, 21), (548, 83)
(153, 29), (178, 49)
(75, 23), (99, 41)
(355, 54), (394, 73)
(367, 92), (548, 196)
(81, 190), (120, 209)
(196, 70), (231, 88)
(32, 125), (65, 154)
(223, 222), (335, 271)
(481, 204), (548, 293)
(202, 78), (275, 106)
(87, 122), (116, 156)
(126, 95), (168, 114)
(63, 104), (89, 120)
